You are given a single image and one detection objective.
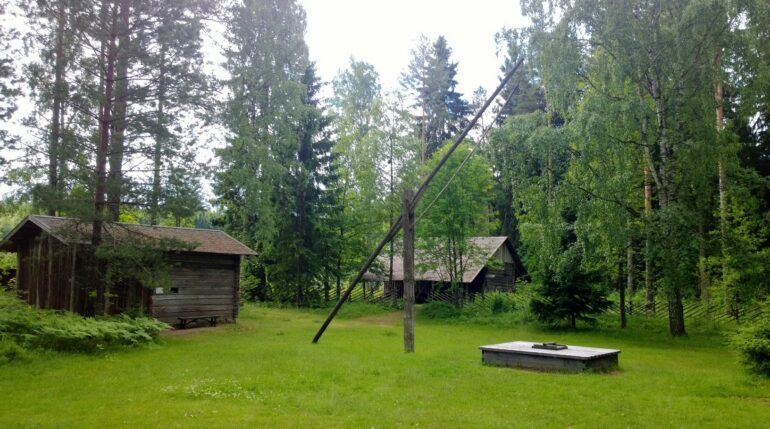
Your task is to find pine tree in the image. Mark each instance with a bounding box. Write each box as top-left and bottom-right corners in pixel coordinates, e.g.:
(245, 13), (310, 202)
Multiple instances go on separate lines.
(145, 0), (214, 225)
(0, 0), (19, 154)
(13, 0), (80, 215)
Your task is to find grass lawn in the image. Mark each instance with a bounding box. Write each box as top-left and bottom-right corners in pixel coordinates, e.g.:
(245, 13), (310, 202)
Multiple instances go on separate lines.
(1, 304), (769, 428)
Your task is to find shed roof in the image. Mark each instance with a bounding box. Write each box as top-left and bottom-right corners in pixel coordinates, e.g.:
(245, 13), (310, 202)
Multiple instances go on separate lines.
(0, 215), (257, 256)
(364, 236), (512, 284)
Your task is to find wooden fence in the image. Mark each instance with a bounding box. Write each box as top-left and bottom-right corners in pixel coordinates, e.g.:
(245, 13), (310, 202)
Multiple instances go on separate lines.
(342, 281), (763, 324)
(606, 298), (763, 323)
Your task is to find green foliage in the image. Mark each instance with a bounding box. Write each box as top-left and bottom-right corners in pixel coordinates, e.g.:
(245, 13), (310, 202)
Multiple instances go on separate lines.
(0, 291), (168, 353)
(530, 247), (612, 328)
(329, 59), (389, 284)
(0, 338), (26, 364)
(493, 27), (544, 122)
(734, 302), (770, 377)
(401, 35), (470, 159)
(417, 290), (533, 326)
(160, 168), (203, 227)
(94, 235), (194, 294)
(420, 301), (461, 319)
(417, 143), (494, 306)
(0, 201), (30, 272)
(216, 1), (338, 306)
(488, 292), (517, 314)
(0, 0), (19, 151)
(488, 112), (573, 285)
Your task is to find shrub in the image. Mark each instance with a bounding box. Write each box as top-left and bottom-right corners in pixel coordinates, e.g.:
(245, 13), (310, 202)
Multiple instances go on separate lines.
(313, 301), (399, 319)
(0, 337), (26, 364)
(734, 302), (770, 377)
(421, 301), (461, 319)
(0, 291), (169, 353)
(487, 292), (517, 314)
(530, 248), (611, 329)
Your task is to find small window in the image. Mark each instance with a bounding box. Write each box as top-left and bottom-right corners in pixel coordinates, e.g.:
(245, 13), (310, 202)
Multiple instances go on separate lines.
(170, 287), (179, 294)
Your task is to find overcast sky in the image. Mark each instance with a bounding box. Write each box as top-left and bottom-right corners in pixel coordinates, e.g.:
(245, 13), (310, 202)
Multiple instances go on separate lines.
(299, 0), (530, 96)
(0, 1), (531, 199)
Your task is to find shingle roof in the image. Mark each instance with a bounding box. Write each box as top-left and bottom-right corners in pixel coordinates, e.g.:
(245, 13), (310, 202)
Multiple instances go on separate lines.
(0, 215), (257, 256)
(364, 236), (510, 283)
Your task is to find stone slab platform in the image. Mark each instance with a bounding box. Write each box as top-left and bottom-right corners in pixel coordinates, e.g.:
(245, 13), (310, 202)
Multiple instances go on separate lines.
(480, 341), (620, 372)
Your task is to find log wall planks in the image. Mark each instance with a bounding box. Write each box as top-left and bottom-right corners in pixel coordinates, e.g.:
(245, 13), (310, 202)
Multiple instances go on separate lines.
(16, 233), (89, 313)
(13, 228), (242, 325)
(150, 253), (240, 325)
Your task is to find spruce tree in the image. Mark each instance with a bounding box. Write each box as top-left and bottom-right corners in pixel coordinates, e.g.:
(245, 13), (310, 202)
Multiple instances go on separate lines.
(530, 247), (611, 329)
(401, 35), (469, 161)
(217, 0), (337, 305)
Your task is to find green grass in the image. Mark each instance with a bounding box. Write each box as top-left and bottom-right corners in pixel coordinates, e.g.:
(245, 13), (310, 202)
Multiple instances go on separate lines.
(1, 304), (769, 428)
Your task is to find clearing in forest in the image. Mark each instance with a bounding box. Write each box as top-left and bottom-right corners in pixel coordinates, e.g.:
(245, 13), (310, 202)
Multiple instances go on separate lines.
(1, 305), (769, 428)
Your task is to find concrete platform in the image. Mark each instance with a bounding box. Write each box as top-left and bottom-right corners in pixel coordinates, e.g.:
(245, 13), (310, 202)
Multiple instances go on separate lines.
(480, 341), (620, 372)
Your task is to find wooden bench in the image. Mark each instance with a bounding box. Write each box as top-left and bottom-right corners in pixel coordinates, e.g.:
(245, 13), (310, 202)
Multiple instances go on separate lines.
(177, 315), (221, 329)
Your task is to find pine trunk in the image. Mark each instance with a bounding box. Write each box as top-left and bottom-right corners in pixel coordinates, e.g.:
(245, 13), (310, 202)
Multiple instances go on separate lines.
(48, 1), (67, 216)
(93, 0), (118, 315)
(107, 0), (131, 222)
(150, 30), (168, 225)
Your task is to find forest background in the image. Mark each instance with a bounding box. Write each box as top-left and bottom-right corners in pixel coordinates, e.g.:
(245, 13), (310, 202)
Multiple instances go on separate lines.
(0, 0), (768, 338)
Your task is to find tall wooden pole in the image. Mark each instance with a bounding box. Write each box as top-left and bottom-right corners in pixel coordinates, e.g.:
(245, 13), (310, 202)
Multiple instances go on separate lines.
(402, 188), (415, 352)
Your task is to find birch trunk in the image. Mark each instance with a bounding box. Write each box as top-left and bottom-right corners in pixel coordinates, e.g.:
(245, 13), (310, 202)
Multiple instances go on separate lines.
(640, 87), (655, 313)
(627, 241), (634, 316)
(652, 74), (685, 336)
(714, 50), (735, 319)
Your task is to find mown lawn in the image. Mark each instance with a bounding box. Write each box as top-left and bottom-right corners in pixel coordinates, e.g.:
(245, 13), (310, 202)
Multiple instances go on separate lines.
(1, 304), (769, 428)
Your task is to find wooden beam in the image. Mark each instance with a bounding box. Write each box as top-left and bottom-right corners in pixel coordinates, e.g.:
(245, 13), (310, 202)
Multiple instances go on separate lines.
(403, 188), (415, 353)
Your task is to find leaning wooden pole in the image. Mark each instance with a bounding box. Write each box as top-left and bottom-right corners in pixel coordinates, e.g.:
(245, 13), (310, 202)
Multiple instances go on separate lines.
(402, 188), (416, 352)
(311, 58), (524, 344)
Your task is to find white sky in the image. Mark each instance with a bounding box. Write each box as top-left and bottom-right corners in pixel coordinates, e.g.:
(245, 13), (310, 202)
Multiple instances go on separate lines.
(0, 1), (530, 200)
(299, 0), (530, 95)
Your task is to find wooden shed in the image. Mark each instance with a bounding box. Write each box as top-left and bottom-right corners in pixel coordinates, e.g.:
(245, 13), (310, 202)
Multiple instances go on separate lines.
(0, 215), (256, 324)
(364, 236), (523, 303)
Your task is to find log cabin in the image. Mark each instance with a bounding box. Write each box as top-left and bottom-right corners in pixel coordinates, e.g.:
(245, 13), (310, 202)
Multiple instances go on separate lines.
(363, 236), (523, 303)
(0, 215), (256, 325)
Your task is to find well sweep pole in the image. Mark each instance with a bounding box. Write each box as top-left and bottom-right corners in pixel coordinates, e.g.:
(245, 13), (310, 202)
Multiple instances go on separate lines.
(311, 58), (524, 343)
